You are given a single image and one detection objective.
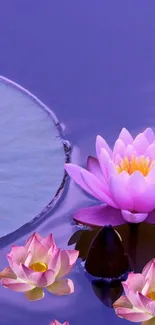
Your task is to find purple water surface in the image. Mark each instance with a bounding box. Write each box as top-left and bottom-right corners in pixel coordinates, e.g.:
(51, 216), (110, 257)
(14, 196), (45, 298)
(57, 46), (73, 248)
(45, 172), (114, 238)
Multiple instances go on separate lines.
(0, 1), (155, 324)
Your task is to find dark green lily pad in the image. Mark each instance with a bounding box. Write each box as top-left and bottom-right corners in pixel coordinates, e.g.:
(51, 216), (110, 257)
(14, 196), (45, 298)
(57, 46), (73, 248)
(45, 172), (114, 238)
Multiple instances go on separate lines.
(0, 76), (68, 238)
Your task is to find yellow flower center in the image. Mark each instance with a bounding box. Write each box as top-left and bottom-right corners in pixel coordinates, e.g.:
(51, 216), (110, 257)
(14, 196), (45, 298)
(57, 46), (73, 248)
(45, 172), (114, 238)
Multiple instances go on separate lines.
(147, 291), (155, 300)
(116, 155), (155, 176)
(29, 262), (48, 273)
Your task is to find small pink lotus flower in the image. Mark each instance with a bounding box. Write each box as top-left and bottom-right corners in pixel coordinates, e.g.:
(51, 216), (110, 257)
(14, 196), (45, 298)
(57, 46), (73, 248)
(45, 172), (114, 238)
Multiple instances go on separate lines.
(65, 127), (155, 226)
(113, 259), (155, 324)
(0, 232), (79, 301)
(50, 321), (69, 325)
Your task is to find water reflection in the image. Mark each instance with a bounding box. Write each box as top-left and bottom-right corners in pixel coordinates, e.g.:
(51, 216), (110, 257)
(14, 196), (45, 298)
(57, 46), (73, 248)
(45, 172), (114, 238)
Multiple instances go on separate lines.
(115, 222), (155, 272)
(68, 218), (155, 307)
(68, 227), (100, 261)
(85, 226), (131, 279)
(91, 279), (123, 308)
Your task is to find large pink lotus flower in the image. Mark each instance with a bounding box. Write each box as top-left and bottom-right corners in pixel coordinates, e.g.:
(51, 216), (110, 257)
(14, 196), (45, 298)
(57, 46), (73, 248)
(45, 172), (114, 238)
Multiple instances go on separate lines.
(50, 321), (69, 325)
(113, 259), (155, 324)
(0, 232), (79, 301)
(65, 127), (155, 226)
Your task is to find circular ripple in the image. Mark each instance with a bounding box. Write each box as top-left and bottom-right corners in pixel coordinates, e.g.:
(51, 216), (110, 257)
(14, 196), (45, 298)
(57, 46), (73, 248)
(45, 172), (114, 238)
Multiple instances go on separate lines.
(0, 76), (67, 238)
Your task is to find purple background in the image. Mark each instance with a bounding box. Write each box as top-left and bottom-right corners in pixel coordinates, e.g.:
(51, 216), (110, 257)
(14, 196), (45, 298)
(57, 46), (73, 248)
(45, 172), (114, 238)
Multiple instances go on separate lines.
(0, 1), (154, 324)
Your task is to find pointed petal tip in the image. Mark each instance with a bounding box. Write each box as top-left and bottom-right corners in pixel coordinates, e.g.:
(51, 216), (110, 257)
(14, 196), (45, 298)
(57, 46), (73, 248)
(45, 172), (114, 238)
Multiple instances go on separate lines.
(96, 134), (102, 141)
(96, 134), (106, 145)
(120, 127), (129, 133)
(145, 127), (153, 131)
(25, 232), (38, 245)
(50, 321), (69, 325)
(70, 249), (79, 260)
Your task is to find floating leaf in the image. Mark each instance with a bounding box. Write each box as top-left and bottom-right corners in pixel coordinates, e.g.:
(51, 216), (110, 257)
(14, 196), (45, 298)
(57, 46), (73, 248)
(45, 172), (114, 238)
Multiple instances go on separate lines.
(75, 228), (100, 260)
(0, 77), (67, 238)
(68, 230), (84, 246)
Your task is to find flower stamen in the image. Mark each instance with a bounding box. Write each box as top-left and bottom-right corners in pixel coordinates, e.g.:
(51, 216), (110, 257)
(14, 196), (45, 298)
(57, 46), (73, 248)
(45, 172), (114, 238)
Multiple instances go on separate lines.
(29, 262), (48, 273)
(147, 291), (155, 300)
(116, 155), (155, 176)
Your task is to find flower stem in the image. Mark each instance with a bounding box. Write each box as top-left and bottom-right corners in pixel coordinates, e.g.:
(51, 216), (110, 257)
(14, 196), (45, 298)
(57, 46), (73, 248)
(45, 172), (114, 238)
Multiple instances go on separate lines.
(128, 223), (140, 272)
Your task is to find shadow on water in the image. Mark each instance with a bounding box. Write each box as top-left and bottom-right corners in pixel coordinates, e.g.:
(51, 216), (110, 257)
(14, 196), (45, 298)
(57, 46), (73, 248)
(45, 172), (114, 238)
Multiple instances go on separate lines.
(69, 222), (155, 272)
(68, 221), (155, 308)
(84, 226), (131, 279)
(91, 280), (123, 308)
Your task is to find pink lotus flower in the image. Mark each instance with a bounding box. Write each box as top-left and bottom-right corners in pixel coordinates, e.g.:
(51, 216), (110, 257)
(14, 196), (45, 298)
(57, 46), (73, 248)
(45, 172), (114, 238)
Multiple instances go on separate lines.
(50, 321), (69, 325)
(0, 232), (79, 301)
(113, 259), (155, 324)
(65, 127), (155, 226)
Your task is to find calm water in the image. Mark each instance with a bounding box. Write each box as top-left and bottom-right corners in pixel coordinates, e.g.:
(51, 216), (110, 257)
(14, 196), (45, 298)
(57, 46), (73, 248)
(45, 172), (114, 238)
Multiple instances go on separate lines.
(0, 1), (155, 324)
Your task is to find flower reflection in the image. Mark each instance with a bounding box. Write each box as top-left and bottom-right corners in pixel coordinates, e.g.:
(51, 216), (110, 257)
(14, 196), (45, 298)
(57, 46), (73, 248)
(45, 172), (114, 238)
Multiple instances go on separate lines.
(65, 127), (155, 226)
(85, 226), (131, 279)
(113, 259), (155, 324)
(68, 227), (100, 261)
(50, 321), (69, 325)
(69, 225), (131, 279)
(91, 279), (123, 308)
(0, 232), (79, 301)
(68, 222), (155, 281)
